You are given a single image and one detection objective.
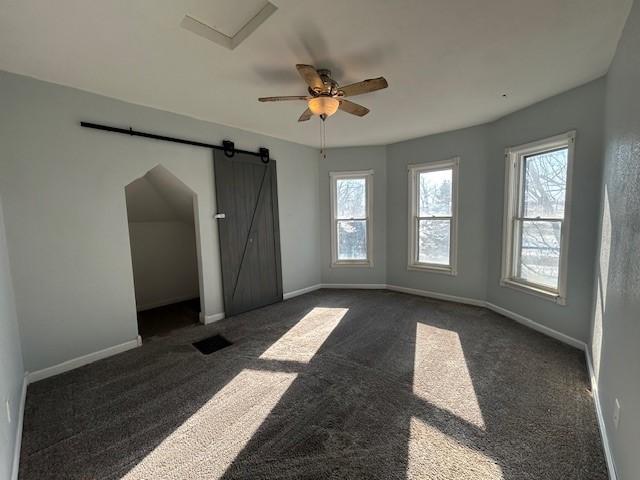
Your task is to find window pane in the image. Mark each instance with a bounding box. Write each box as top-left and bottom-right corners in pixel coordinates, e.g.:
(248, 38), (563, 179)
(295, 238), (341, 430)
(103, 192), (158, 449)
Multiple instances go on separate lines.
(419, 169), (452, 217)
(518, 220), (561, 289)
(337, 220), (367, 260)
(523, 148), (568, 219)
(418, 219), (450, 265)
(336, 178), (366, 219)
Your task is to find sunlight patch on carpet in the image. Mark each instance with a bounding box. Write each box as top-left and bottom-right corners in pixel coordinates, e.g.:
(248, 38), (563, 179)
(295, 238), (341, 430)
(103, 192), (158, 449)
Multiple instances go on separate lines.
(123, 369), (297, 479)
(259, 307), (347, 363)
(407, 416), (503, 479)
(413, 323), (485, 429)
(122, 307), (347, 479)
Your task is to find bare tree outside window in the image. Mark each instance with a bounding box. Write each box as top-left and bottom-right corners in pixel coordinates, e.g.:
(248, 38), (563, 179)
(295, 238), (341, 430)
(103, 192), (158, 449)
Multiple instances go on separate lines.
(516, 148), (568, 289)
(409, 159), (458, 273)
(502, 131), (574, 303)
(331, 174), (371, 264)
(418, 169), (452, 264)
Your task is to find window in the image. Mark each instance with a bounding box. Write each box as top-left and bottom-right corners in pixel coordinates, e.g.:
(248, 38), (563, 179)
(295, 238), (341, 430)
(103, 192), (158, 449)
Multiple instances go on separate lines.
(408, 158), (458, 274)
(330, 170), (373, 267)
(501, 131), (575, 304)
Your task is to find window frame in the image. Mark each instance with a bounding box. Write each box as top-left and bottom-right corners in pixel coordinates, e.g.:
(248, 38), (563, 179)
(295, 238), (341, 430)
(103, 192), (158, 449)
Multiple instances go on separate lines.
(407, 157), (459, 275)
(330, 170), (374, 267)
(501, 131), (576, 305)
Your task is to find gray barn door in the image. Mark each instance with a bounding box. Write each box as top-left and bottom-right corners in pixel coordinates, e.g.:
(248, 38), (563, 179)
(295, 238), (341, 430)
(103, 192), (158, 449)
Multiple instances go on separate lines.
(213, 151), (283, 317)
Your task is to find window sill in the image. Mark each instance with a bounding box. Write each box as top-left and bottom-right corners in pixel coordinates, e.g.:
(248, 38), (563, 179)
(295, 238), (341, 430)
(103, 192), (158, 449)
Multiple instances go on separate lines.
(408, 264), (457, 276)
(500, 278), (566, 305)
(331, 261), (373, 268)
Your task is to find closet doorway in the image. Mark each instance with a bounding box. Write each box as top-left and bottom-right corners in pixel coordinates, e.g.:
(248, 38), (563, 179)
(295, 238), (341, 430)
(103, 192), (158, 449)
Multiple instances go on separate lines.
(125, 165), (202, 340)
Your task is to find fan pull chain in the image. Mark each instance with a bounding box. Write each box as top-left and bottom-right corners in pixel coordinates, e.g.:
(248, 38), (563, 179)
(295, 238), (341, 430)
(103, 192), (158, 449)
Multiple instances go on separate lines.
(323, 119), (327, 159)
(319, 117), (327, 160)
(319, 118), (322, 158)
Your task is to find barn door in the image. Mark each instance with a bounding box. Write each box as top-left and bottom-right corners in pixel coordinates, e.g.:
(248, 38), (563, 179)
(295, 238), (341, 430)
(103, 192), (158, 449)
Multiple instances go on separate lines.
(213, 151), (283, 317)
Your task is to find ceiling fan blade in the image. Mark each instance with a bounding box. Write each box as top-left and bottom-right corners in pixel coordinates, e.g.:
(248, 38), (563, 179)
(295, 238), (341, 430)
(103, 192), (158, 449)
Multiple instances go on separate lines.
(296, 64), (324, 92)
(339, 77), (388, 97)
(259, 96), (308, 102)
(339, 99), (370, 117)
(298, 108), (313, 122)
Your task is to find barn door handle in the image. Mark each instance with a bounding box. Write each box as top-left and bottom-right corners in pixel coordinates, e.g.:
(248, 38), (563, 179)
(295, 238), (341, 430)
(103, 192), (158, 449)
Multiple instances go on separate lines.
(214, 213), (226, 219)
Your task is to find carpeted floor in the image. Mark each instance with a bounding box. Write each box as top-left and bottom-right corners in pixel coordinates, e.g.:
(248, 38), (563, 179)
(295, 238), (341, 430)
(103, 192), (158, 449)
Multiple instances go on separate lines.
(19, 289), (607, 479)
(136, 298), (201, 340)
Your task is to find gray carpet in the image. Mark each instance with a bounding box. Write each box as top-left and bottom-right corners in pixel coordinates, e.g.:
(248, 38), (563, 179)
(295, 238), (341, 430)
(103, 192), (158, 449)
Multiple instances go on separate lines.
(19, 289), (607, 479)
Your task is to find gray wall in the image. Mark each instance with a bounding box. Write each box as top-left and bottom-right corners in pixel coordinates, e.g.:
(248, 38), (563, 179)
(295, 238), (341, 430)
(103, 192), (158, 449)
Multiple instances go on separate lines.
(320, 147), (387, 285)
(487, 79), (606, 343)
(0, 195), (24, 480)
(128, 222), (199, 310)
(327, 81), (605, 346)
(0, 70), (321, 372)
(386, 125), (490, 300)
(591, 1), (640, 478)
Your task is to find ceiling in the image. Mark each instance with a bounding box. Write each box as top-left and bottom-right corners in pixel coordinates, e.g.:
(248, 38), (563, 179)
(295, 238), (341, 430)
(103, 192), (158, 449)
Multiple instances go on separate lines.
(0, 0), (632, 147)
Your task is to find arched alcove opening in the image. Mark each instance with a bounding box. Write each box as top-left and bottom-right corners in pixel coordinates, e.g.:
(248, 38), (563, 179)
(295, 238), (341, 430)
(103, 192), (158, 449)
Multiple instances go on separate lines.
(124, 165), (203, 340)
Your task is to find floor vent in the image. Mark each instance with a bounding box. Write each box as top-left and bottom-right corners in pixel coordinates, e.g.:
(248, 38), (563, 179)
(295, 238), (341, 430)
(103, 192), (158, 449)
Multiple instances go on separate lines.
(193, 334), (232, 355)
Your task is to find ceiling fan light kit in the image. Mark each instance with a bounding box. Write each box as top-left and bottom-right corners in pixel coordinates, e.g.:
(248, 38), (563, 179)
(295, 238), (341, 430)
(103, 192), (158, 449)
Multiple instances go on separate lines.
(308, 96), (339, 118)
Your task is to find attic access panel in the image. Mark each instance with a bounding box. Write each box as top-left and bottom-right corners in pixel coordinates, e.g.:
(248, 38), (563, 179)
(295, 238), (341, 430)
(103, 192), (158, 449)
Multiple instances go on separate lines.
(181, 0), (277, 50)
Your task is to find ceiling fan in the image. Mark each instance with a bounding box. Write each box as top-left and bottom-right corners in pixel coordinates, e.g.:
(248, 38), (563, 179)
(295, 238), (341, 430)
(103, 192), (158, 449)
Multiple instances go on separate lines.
(258, 64), (388, 122)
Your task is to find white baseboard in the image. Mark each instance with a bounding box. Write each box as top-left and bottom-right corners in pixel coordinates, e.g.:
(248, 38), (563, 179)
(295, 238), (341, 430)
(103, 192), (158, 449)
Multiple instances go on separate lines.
(386, 284), (486, 307)
(585, 350), (618, 480)
(284, 283), (387, 299)
(11, 374), (28, 480)
(485, 302), (586, 351)
(283, 284), (322, 300)
(137, 295), (199, 312)
(200, 312), (225, 325)
(321, 283), (387, 290)
(27, 337), (141, 383)
(384, 285), (584, 350)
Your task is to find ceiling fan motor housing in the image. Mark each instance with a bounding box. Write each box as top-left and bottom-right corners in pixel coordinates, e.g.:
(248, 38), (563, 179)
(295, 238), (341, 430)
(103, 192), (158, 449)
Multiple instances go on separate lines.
(309, 69), (339, 96)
